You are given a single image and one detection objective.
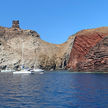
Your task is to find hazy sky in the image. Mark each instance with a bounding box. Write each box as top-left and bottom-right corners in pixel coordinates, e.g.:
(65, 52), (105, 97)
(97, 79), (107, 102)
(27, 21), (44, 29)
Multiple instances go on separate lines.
(0, 0), (108, 44)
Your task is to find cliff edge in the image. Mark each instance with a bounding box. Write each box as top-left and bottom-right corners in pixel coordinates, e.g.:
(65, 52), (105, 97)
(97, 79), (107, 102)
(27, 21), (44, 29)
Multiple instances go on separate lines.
(0, 21), (75, 70)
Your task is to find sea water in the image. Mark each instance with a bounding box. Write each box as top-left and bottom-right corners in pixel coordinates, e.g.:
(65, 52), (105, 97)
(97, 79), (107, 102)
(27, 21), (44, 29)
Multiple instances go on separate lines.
(0, 71), (108, 108)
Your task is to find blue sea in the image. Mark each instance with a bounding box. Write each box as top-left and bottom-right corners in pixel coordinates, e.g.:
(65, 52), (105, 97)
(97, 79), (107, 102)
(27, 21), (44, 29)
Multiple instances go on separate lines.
(0, 71), (108, 108)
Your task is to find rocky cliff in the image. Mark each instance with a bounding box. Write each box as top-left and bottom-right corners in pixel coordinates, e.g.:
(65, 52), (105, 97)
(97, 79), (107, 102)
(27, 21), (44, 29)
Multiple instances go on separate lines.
(0, 21), (75, 71)
(67, 27), (108, 72)
(76, 36), (108, 72)
(1, 21), (108, 72)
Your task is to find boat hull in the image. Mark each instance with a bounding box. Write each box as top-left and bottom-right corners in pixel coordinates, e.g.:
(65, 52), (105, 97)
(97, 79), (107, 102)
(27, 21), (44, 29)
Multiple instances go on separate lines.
(30, 69), (44, 72)
(1, 70), (15, 72)
(13, 70), (31, 74)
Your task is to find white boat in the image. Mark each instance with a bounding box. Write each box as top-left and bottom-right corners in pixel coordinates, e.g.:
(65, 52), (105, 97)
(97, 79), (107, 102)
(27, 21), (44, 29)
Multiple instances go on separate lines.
(13, 69), (31, 74)
(30, 68), (44, 72)
(1, 69), (15, 73)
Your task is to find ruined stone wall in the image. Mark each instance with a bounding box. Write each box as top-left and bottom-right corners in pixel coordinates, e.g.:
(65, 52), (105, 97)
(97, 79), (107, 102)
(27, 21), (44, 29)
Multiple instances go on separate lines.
(12, 20), (20, 28)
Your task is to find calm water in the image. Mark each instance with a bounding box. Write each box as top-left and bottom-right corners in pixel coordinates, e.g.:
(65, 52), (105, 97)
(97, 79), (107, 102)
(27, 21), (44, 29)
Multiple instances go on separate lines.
(0, 71), (108, 108)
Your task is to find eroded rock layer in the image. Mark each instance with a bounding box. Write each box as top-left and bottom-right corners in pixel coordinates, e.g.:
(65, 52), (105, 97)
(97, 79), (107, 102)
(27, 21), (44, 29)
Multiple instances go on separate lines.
(67, 27), (108, 71)
(76, 36), (108, 71)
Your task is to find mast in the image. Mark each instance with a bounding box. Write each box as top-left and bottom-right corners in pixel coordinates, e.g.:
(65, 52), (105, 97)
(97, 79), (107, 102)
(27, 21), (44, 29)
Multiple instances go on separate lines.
(21, 39), (24, 69)
(34, 48), (37, 69)
(34, 41), (39, 69)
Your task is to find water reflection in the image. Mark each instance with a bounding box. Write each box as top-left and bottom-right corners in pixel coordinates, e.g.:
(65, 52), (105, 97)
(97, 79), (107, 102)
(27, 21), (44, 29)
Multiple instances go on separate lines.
(0, 72), (108, 107)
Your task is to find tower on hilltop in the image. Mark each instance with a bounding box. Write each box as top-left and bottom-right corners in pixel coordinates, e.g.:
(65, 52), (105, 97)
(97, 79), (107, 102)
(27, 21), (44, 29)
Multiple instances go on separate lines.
(12, 20), (20, 28)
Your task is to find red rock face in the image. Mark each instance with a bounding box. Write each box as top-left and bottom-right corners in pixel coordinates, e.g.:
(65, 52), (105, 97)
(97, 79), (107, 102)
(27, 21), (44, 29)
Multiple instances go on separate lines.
(76, 36), (108, 71)
(67, 27), (108, 71)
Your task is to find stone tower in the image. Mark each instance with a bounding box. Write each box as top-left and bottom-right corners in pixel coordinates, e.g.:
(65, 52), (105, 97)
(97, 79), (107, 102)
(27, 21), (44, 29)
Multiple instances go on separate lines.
(12, 20), (20, 28)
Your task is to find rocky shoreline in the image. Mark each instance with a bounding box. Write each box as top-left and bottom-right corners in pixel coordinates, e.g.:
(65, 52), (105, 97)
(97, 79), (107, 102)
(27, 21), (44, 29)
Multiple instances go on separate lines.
(0, 21), (108, 72)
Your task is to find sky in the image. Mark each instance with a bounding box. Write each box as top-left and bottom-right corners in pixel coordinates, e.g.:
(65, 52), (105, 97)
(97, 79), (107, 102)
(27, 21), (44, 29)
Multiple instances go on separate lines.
(0, 0), (108, 44)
